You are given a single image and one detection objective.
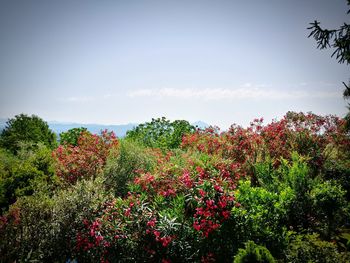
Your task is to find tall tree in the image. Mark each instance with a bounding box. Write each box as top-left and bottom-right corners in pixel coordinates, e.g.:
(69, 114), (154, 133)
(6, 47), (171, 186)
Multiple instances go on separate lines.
(126, 117), (195, 149)
(0, 114), (57, 154)
(59, 127), (88, 146)
(308, 0), (350, 129)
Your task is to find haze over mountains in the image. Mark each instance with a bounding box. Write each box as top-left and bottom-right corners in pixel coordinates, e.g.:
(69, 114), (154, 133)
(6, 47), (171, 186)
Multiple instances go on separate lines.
(0, 118), (209, 138)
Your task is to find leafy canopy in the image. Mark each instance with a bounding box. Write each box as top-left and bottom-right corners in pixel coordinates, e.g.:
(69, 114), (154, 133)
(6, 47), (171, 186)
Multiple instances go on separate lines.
(308, 0), (350, 129)
(126, 117), (195, 149)
(307, 0), (350, 65)
(0, 114), (57, 154)
(59, 127), (88, 146)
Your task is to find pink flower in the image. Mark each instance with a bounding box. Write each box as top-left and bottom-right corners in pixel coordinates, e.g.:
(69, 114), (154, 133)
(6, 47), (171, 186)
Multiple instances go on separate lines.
(147, 218), (156, 228)
(214, 185), (223, 192)
(199, 189), (206, 197)
(153, 230), (161, 240)
(222, 210), (230, 219)
(193, 221), (201, 231)
(160, 236), (172, 247)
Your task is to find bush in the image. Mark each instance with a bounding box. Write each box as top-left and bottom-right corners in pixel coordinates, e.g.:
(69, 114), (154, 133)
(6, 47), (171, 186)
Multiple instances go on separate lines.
(231, 180), (292, 256)
(233, 241), (275, 263)
(311, 180), (348, 238)
(103, 139), (156, 196)
(0, 144), (56, 213)
(53, 130), (118, 183)
(0, 177), (110, 262)
(285, 233), (350, 263)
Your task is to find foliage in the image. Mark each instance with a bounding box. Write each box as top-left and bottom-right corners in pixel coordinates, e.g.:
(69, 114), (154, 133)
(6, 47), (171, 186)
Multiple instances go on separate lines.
(126, 117), (195, 149)
(233, 241), (275, 263)
(52, 130), (118, 183)
(103, 139), (156, 197)
(0, 112), (349, 262)
(182, 112), (348, 174)
(311, 180), (348, 238)
(231, 180), (292, 256)
(74, 148), (241, 262)
(59, 127), (89, 146)
(0, 144), (56, 213)
(323, 157), (350, 201)
(0, 177), (110, 262)
(0, 114), (57, 154)
(307, 0), (350, 65)
(308, 0), (350, 129)
(285, 233), (350, 263)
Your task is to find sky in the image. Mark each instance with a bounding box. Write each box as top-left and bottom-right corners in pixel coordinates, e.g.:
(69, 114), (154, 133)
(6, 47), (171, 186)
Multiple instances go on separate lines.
(0, 0), (349, 129)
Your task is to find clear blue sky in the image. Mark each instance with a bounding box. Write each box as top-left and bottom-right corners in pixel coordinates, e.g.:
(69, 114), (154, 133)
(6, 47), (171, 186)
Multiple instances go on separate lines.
(0, 0), (349, 128)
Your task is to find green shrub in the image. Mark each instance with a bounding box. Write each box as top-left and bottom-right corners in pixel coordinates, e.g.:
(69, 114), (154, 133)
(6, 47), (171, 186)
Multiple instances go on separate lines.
(323, 157), (350, 201)
(285, 233), (350, 263)
(231, 180), (292, 256)
(311, 180), (348, 238)
(103, 139), (156, 196)
(0, 177), (110, 262)
(0, 144), (56, 213)
(233, 241), (275, 263)
(275, 153), (315, 231)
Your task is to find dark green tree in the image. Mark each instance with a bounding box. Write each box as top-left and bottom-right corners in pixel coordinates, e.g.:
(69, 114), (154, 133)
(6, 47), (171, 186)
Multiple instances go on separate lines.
(0, 114), (57, 154)
(308, 0), (350, 129)
(59, 127), (88, 146)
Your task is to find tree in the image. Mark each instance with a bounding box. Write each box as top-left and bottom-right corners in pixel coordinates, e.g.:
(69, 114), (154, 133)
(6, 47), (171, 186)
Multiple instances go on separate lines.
(59, 127), (88, 146)
(125, 117), (196, 149)
(308, 0), (349, 65)
(0, 114), (57, 154)
(308, 0), (350, 129)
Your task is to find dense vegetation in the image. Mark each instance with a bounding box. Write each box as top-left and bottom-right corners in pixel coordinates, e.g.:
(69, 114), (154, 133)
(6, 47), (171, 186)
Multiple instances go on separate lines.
(0, 112), (350, 262)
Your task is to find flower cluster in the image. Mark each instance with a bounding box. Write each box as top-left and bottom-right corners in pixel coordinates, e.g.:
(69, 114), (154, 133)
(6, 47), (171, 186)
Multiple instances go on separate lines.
(193, 183), (236, 237)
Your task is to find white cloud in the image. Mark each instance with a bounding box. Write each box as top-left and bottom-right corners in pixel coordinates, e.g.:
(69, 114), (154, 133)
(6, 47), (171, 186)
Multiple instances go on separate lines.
(127, 87), (339, 100)
(65, 96), (95, 102)
(59, 94), (115, 103)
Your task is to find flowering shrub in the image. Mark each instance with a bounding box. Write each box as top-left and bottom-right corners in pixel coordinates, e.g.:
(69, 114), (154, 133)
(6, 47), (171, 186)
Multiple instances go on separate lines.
(74, 147), (243, 261)
(182, 112), (349, 174)
(52, 130), (118, 183)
